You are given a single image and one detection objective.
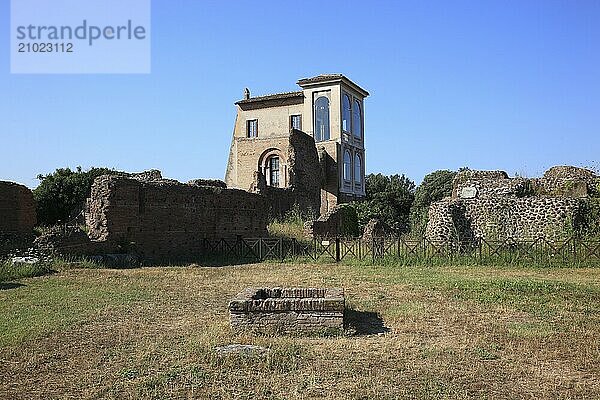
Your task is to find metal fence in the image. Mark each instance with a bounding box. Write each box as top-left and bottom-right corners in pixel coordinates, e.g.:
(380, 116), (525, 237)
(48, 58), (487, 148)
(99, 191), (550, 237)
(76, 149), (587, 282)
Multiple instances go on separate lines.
(199, 236), (600, 265)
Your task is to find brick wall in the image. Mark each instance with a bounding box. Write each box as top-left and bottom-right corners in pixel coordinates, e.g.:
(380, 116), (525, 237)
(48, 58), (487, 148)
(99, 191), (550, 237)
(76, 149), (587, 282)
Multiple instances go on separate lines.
(0, 181), (36, 234)
(85, 175), (269, 261)
(250, 129), (322, 218)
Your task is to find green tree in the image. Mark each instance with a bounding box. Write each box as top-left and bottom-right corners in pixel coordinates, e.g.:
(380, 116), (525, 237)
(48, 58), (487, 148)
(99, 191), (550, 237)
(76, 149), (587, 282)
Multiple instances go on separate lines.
(33, 166), (118, 226)
(352, 173), (416, 233)
(409, 169), (457, 235)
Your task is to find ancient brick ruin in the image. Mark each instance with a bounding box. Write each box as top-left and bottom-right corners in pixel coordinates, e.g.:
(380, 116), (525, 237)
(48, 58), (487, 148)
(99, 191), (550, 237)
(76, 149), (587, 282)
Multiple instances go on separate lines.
(228, 287), (345, 334)
(0, 181), (36, 234)
(250, 129), (322, 218)
(426, 166), (599, 244)
(304, 204), (359, 238)
(83, 173), (269, 261)
(0, 181), (36, 255)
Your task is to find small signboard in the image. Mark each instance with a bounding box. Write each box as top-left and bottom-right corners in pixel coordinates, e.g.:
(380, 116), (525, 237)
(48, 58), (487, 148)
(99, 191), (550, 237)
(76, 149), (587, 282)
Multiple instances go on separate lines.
(460, 186), (478, 199)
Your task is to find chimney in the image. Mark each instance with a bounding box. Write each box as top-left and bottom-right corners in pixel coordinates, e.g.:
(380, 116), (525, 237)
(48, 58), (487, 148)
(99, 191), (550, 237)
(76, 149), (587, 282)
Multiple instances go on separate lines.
(244, 88), (250, 100)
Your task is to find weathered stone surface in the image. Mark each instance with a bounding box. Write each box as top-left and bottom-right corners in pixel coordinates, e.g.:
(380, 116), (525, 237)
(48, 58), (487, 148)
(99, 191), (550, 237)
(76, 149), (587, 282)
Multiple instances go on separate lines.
(361, 218), (390, 241)
(250, 129), (322, 219)
(427, 166), (597, 244)
(0, 181), (37, 256)
(544, 165), (596, 181)
(0, 181), (36, 235)
(84, 174), (269, 262)
(229, 287), (345, 334)
(304, 205), (358, 238)
(128, 169), (163, 182)
(187, 179), (227, 188)
(34, 226), (108, 256)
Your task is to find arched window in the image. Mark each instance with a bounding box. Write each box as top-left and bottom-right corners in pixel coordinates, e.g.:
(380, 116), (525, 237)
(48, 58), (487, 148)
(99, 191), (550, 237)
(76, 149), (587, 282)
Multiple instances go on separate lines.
(267, 156), (280, 187)
(314, 96), (330, 142)
(352, 100), (362, 138)
(354, 154), (362, 184)
(342, 93), (351, 133)
(343, 150), (352, 182)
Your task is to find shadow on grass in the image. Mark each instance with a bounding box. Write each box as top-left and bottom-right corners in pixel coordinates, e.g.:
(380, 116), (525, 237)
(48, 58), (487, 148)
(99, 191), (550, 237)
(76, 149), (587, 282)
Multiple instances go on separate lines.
(345, 309), (390, 336)
(0, 282), (26, 291)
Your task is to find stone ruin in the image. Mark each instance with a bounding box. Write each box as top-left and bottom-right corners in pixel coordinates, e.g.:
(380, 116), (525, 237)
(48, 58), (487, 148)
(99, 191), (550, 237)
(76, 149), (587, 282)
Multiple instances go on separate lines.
(426, 166), (599, 244)
(228, 287), (345, 334)
(249, 129), (322, 219)
(0, 181), (37, 255)
(81, 173), (269, 262)
(304, 204), (359, 238)
(26, 170), (271, 263)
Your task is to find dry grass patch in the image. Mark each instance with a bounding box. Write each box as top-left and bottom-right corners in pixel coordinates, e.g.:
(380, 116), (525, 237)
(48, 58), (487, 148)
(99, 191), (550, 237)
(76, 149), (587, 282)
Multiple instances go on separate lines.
(0, 263), (599, 399)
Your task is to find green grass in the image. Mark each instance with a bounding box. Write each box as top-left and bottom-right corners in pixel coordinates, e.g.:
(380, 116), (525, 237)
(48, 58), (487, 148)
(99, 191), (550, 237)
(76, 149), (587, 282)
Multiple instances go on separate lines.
(267, 205), (313, 244)
(0, 259), (51, 283)
(0, 262), (599, 399)
(0, 269), (152, 347)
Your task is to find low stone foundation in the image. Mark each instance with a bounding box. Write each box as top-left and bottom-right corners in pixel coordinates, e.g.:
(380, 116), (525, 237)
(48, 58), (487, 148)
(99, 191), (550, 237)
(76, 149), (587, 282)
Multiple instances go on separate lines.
(228, 287), (345, 334)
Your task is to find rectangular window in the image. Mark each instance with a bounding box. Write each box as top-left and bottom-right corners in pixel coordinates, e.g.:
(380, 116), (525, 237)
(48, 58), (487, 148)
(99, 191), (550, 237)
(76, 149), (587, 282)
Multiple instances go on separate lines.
(269, 156), (280, 187)
(247, 119), (258, 138)
(290, 115), (302, 131)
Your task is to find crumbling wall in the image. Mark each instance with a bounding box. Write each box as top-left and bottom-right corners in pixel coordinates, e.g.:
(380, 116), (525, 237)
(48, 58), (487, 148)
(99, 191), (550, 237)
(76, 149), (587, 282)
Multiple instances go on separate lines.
(253, 129), (322, 219)
(426, 197), (584, 243)
(85, 175), (269, 261)
(0, 181), (36, 234)
(318, 142), (341, 215)
(304, 205), (359, 238)
(426, 166), (595, 244)
(0, 181), (36, 255)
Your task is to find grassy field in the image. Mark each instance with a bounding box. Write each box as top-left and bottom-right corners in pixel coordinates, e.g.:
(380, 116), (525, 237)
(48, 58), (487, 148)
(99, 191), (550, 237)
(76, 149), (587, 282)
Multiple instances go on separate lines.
(0, 262), (599, 399)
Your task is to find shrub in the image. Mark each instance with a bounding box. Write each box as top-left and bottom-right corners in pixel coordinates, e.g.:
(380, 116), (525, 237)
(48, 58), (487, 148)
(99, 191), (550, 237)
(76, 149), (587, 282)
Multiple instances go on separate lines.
(337, 204), (359, 237)
(352, 173), (416, 234)
(409, 170), (457, 235)
(33, 166), (119, 226)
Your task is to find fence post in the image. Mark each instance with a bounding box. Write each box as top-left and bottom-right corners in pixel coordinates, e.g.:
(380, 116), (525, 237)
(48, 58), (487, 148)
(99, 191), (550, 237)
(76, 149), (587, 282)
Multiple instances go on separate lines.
(335, 237), (341, 263)
(372, 237), (376, 265)
(236, 235), (242, 259)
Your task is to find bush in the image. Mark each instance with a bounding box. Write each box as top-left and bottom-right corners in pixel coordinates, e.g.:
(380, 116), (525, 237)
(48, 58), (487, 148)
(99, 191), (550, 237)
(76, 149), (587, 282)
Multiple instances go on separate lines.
(33, 166), (119, 226)
(409, 170), (457, 235)
(352, 174), (415, 234)
(337, 204), (359, 237)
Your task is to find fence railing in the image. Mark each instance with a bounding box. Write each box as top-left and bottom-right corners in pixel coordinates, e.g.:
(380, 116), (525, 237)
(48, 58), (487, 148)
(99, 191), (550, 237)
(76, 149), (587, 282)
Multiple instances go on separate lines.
(199, 236), (600, 265)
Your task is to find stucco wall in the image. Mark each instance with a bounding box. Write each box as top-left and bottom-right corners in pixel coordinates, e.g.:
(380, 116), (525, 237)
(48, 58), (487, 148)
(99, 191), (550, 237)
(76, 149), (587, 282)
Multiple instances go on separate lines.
(234, 103), (304, 139)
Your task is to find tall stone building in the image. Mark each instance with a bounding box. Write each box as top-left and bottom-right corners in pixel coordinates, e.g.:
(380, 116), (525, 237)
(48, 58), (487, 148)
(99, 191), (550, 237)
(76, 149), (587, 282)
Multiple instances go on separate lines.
(225, 74), (369, 215)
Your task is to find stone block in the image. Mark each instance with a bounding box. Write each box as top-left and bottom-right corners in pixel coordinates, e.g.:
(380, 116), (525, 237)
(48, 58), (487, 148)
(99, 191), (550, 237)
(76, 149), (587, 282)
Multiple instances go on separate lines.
(229, 287), (345, 334)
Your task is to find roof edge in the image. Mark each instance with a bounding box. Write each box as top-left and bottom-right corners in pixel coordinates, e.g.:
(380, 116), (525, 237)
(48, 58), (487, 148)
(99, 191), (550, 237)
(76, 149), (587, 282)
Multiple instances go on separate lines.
(297, 74), (369, 97)
(235, 90), (304, 105)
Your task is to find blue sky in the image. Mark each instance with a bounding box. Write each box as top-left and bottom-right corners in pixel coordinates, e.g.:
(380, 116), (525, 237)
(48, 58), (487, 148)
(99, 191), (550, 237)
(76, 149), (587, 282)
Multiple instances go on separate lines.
(1, 0), (599, 188)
